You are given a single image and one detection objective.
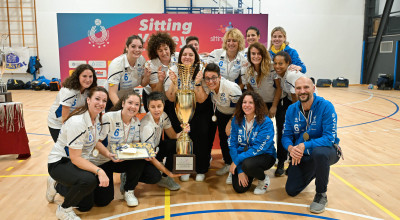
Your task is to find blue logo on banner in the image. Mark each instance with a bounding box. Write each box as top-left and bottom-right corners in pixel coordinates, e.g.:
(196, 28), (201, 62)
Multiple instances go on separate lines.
(6, 53), (27, 69)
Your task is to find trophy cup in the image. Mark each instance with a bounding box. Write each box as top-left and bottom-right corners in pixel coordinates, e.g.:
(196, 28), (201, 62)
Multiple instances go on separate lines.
(173, 64), (197, 174)
(0, 48), (12, 103)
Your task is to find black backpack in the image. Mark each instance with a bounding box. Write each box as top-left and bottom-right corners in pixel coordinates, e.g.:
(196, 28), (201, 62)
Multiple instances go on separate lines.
(7, 79), (25, 90)
(377, 74), (393, 90)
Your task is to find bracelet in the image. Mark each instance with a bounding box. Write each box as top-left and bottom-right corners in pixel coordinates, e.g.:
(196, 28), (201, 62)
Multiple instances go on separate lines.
(96, 168), (102, 175)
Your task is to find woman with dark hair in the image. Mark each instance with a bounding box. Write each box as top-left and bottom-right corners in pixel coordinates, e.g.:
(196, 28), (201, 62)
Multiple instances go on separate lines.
(207, 28), (248, 89)
(47, 64), (97, 142)
(107, 35), (150, 109)
(166, 44), (214, 182)
(228, 91), (276, 194)
(195, 63), (242, 184)
(269, 26), (307, 73)
(91, 91), (178, 207)
(46, 87), (109, 220)
(242, 26), (261, 57)
(245, 42), (289, 177)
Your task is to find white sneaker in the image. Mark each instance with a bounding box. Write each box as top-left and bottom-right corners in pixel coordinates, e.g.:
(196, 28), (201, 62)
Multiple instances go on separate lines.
(124, 190), (138, 207)
(216, 164), (230, 176)
(56, 205), (81, 220)
(254, 174), (270, 195)
(157, 176), (181, 191)
(195, 174), (205, 182)
(46, 176), (57, 203)
(180, 174), (190, 182)
(225, 173), (232, 184)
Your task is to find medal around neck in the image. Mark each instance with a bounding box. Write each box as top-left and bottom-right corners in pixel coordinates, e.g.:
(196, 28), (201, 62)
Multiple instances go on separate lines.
(111, 143), (155, 160)
(303, 132), (309, 141)
(212, 115), (217, 122)
(92, 149), (99, 157)
(173, 64), (198, 174)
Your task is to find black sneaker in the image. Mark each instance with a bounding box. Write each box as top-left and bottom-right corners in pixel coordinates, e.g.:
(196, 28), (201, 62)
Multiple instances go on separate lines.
(274, 162), (285, 177)
(310, 192), (328, 214)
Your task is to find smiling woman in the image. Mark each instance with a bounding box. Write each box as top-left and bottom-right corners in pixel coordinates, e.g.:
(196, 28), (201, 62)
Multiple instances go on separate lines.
(46, 87), (109, 220)
(47, 64), (98, 143)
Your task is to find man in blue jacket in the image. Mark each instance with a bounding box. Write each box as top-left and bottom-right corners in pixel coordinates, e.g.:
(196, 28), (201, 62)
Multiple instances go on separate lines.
(282, 77), (341, 214)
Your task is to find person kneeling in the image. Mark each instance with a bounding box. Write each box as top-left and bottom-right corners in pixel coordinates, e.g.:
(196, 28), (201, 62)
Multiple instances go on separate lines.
(228, 91), (276, 194)
(282, 77), (341, 214)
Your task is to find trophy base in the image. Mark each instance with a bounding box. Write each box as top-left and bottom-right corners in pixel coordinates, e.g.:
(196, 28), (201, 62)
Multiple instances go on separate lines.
(173, 154), (196, 174)
(0, 92), (12, 103)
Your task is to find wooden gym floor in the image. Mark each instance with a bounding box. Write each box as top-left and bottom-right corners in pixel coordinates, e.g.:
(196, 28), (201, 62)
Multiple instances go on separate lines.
(0, 85), (399, 220)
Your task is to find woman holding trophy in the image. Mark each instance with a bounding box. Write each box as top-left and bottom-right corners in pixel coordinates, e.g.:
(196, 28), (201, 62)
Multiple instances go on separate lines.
(166, 44), (214, 182)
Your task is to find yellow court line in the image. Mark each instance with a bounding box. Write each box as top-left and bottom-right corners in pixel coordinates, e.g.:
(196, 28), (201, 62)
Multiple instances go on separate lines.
(37, 146), (42, 150)
(332, 164), (400, 168)
(164, 188), (171, 220)
(6, 167), (14, 171)
(331, 171), (399, 220)
(44, 140), (51, 144)
(17, 160), (24, 163)
(0, 174), (48, 178)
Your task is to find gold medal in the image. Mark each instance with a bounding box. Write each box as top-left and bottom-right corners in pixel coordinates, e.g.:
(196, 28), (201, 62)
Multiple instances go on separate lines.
(212, 115), (217, 122)
(303, 132), (309, 141)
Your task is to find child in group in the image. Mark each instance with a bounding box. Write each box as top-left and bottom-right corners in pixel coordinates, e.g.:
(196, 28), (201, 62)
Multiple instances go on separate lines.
(140, 91), (189, 191)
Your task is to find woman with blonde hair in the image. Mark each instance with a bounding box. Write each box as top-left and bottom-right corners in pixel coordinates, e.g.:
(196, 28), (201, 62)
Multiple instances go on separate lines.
(207, 28), (248, 88)
(269, 26), (306, 73)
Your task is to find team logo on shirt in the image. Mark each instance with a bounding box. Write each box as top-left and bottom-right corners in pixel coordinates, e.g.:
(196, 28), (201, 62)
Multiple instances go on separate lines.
(114, 128), (120, 137)
(218, 61), (224, 67)
(88, 19), (110, 48)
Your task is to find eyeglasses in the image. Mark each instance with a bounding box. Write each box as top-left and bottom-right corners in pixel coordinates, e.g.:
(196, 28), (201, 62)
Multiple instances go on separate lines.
(204, 76), (219, 82)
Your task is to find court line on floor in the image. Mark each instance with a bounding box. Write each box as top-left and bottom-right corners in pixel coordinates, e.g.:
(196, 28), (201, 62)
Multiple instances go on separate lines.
(332, 164), (400, 168)
(164, 188), (170, 220)
(0, 174), (48, 177)
(331, 171), (399, 220)
(27, 132), (51, 136)
(101, 200), (382, 220)
(335, 90), (374, 106)
(338, 95), (399, 128)
(145, 209), (339, 220)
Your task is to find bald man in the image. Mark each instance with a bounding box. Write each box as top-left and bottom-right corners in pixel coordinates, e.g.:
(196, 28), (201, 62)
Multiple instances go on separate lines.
(282, 77), (341, 214)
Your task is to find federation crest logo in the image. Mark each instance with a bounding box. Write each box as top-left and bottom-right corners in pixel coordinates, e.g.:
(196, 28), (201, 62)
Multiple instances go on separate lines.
(88, 19), (110, 48)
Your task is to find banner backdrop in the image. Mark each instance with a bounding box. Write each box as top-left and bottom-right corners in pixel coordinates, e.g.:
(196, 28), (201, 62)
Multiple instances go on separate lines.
(57, 13), (268, 85)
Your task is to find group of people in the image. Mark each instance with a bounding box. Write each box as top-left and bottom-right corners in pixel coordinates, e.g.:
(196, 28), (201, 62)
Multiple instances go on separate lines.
(46, 26), (341, 220)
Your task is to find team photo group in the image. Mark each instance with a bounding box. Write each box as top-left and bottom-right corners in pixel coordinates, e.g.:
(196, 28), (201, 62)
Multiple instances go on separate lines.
(46, 26), (342, 220)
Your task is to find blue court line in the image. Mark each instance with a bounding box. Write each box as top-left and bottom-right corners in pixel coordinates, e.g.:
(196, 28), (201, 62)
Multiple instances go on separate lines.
(27, 133), (51, 136)
(338, 92), (399, 129)
(144, 209), (339, 220)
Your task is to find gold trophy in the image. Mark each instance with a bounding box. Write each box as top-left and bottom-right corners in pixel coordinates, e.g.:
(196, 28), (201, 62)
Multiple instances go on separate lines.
(173, 64), (197, 174)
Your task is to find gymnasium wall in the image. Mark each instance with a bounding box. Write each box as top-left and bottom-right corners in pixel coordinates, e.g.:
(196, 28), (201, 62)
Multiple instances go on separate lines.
(35, 0), (364, 84)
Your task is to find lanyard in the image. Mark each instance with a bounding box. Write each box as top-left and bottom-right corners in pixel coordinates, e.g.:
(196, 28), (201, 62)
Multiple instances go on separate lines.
(245, 117), (255, 149)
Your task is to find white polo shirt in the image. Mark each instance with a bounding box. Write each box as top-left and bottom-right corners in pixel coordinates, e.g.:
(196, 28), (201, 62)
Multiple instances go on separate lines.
(47, 87), (88, 129)
(145, 54), (178, 94)
(279, 70), (305, 101)
(140, 112), (172, 150)
(204, 77), (242, 115)
(107, 54), (146, 96)
(89, 110), (141, 165)
(207, 48), (247, 83)
(48, 111), (102, 163)
(243, 68), (279, 103)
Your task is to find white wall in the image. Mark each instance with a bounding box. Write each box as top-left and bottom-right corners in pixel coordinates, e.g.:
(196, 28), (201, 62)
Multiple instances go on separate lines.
(262, 0), (365, 84)
(36, 0), (364, 84)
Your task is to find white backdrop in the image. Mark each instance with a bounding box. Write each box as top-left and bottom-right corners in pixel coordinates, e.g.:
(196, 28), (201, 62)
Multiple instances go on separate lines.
(36, 0), (364, 84)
